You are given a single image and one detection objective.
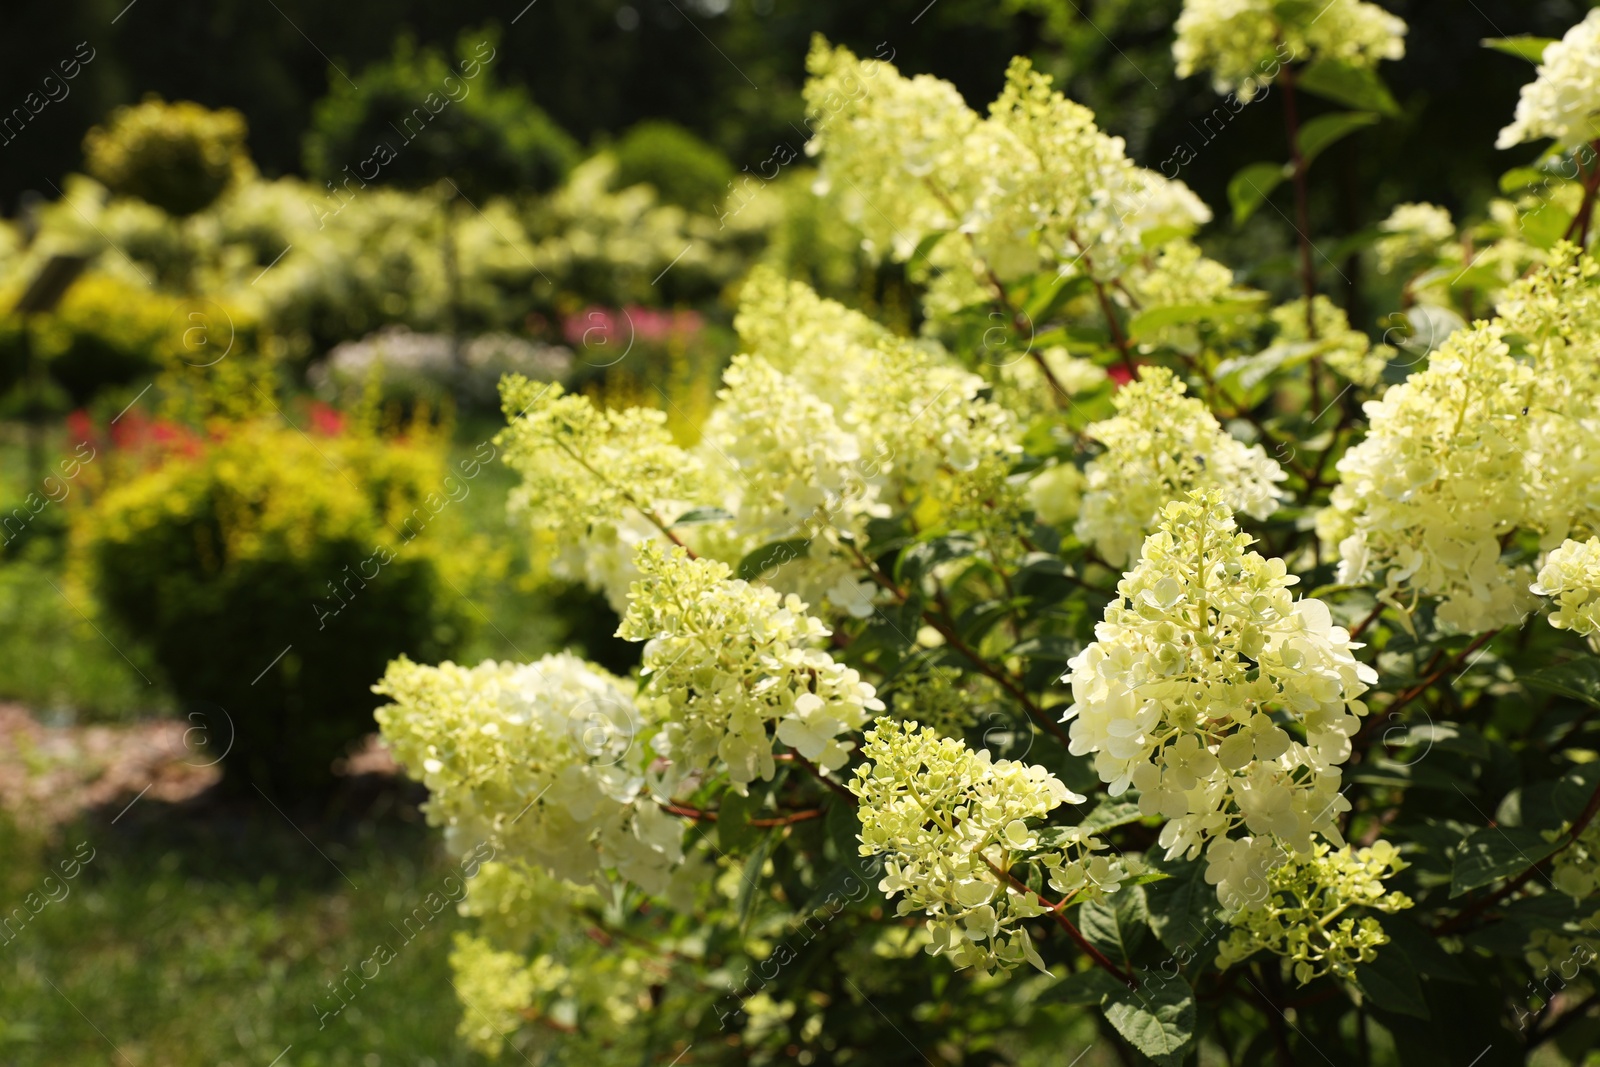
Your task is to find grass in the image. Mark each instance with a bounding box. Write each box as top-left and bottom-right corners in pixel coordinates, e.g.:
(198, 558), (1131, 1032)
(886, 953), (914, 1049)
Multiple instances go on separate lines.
(0, 785), (495, 1067)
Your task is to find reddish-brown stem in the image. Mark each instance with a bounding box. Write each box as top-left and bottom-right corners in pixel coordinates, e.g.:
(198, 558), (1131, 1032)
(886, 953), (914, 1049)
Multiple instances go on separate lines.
(982, 856), (1137, 987)
(659, 802), (824, 828)
(845, 542), (1075, 749)
(1352, 630), (1499, 752)
(1435, 772), (1600, 935)
(776, 751), (858, 804)
(1563, 140), (1600, 246)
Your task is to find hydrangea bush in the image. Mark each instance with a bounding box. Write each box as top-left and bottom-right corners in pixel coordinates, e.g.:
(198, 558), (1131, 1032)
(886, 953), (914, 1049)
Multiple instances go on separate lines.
(376, 10), (1600, 1065)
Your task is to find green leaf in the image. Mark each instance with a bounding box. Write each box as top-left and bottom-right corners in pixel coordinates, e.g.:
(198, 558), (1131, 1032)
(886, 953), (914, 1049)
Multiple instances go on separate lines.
(1524, 657), (1600, 708)
(907, 228), (949, 268)
(1483, 36), (1557, 63)
(1355, 945), (1430, 1020)
(1127, 298), (1265, 341)
(1296, 59), (1401, 117)
(1380, 914), (1472, 984)
(734, 831), (776, 934)
(1228, 162), (1291, 226)
(1076, 799), (1145, 835)
(1101, 973), (1195, 1067)
(1079, 884), (1149, 967)
(736, 538), (811, 581)
(1214, 340), (1322, 393)
(1143, 855), (1220, 954)
(1449, 825), (1563, 897)
(825, 797), (862, 865)
(1297, 111), (1379, 168)
(671, 506), (734, 527)
(718, 786), (764, 852)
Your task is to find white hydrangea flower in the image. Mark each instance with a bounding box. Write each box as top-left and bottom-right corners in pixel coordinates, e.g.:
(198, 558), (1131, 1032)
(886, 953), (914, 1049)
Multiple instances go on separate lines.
(1320, 322), (1540, 633)
(374, 653), (685, 892)
(1062, 491), (1376, 899)
(803, 43), (1207, 297)
(851, 719), (1119, 976)
(1076, 366), (1287, 566)
(617, 541), (883, 792)
(1375, 202), (1456, 273)
(1027, 462), (1088, 527)
(1533, 537), (1600, 638)
(1175, 0), (1406, 101)
(1499, 10), (1600, 149)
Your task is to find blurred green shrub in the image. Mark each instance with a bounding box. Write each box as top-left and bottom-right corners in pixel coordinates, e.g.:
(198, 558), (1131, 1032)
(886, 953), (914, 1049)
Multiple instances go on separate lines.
(30, 273), (174, 403)
(77, 418), (484, 795)
(612, 120), (734, 214)
(83, 97), (252, 217)
(304, 31), (578, 202)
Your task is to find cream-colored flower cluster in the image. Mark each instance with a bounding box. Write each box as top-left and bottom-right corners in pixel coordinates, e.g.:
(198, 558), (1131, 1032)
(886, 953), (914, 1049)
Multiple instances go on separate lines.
(1533, 537), (1600, 640)
(802, 42), (1207, 304)
(374, 653), (687, 893)
(1320, 323), (1539, 633)
(1271, 296), (1393, 389)
(497, 378), (722, 611)
(1214, 841), (1413, 984)
(1499, 10), (1600, 149)
(1064, 491), (1377, 905)
(499, 268), (1029, 619)
(1375, 202), (1456, 274)
(851, 719), (1124, 975)
(617, 541), (884, 791)
(1076, 367), (1286, 566)
(1174, 0), (1406, 101)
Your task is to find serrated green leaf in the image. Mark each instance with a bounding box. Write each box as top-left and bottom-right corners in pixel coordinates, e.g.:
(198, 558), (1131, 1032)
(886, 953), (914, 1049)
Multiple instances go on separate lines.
(1297, 59), (1400, 117)
(1297, 111), (1379, 168)
(1229, 162), (1291, 226)
(736, 538), (811, 581)
(1079, 884), (1149, 966)
(1101, 973), (1195, 1067)
(1355, 945), (1430, 1019)
(1483, 36), (1556, 63)
(1076, 800), (1145, 835)
(1450, 825), (1562, 897)
(1128, 298), (1265, 340)
(1143, 855), (1220, 954)
(671, 506), (734, 527)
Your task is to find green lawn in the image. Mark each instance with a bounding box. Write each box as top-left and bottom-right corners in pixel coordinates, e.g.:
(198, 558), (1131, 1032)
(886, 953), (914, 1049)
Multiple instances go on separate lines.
(0, 789), (495, 1067)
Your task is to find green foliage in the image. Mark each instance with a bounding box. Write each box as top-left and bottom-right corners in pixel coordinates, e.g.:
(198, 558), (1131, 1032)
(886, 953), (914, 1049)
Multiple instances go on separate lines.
(611, 120), (735, 214)
(303, 31), (579, 202)
(78, 420), (477, 794)
(82, 96), (251, 217)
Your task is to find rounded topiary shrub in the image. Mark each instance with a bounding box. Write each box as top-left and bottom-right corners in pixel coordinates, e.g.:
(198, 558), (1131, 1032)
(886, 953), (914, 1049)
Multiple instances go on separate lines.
(83, 96), (251, 217)
(79, 418), (476, 796)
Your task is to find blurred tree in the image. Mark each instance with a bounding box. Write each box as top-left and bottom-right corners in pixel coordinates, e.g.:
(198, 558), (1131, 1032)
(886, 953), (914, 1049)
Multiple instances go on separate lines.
(82, 96), (250, 216)
(302, 29), (578, 202)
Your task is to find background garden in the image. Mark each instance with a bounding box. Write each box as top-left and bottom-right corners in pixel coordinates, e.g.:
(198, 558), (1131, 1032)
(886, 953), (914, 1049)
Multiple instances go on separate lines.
(0, 1), (1595, 1065)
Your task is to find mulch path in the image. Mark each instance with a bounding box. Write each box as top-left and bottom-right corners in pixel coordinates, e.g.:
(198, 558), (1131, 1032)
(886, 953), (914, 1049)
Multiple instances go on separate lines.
(0, 703), (397, 826)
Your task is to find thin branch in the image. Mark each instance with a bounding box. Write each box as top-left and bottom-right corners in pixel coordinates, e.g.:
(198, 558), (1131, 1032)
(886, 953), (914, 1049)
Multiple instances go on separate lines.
(981, 855), (1137, 987)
